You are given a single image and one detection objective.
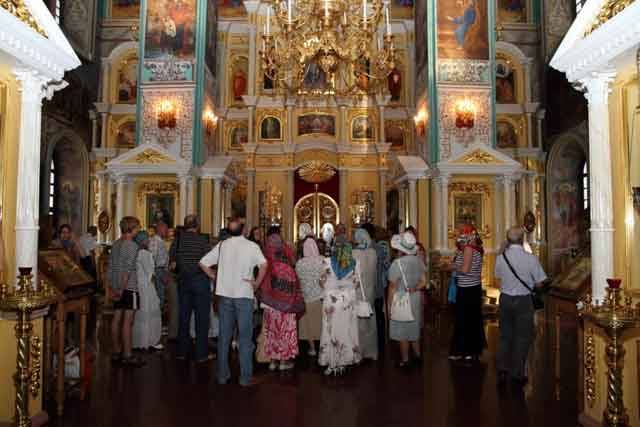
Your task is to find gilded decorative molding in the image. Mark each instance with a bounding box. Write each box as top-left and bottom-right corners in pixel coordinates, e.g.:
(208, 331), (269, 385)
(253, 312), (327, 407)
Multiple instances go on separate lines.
(298, 161), (336, 183)
(585, 327), (597, 409)
(143, 59), (193, 82)
(129, 150), (174, 165)
(459, 150), (503, 164)
(136, 182), (179, 202)
(584, 0), (636, 37)
(0, 0), (47, 37)
(437, 59), (491, 83)
(448, 182), (491, 194)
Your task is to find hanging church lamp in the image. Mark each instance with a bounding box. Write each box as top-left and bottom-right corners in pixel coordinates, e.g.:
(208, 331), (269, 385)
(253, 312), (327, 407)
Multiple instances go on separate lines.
(259, 0), (397, 97)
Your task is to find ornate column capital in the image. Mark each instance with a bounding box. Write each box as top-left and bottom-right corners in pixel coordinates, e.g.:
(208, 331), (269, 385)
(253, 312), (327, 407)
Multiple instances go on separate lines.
(580, 71), (617, 105)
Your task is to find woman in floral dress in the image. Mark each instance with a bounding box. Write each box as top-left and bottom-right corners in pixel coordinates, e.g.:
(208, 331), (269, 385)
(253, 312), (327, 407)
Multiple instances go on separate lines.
(318, 235), (362, 375)
(258, 227), (305, 371)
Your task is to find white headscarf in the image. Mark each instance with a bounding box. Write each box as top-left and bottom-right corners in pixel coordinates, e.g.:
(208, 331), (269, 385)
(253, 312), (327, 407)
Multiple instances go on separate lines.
(303, 237), (320, 257)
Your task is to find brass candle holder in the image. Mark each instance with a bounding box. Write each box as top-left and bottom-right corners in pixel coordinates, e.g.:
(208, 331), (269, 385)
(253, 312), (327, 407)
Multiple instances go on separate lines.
(578, 278), (640, 427)
(0, 268), (59, 427)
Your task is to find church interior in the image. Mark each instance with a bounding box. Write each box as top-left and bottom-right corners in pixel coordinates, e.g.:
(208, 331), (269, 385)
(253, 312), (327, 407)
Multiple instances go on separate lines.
(0, 0), (639, 425)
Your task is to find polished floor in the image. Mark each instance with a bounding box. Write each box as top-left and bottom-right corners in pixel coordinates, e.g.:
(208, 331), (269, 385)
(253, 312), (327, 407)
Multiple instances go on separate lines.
(50, 307), (579, 427)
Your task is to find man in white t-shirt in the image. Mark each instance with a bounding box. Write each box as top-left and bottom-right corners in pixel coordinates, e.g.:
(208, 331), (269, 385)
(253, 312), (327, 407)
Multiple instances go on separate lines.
(199, 220), (267, 387)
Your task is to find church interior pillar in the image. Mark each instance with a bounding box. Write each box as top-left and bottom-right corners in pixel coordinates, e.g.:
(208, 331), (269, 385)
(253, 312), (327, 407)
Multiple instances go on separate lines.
(178, 175), (188, 226)
(187, 176), (196, 216)
(378, 171), (387, 228)
(398, 183), (406, 232)
(440, 175), (450, 252)
(200, 178), (213, 235)
(212, 178), (222, 235)
(246, 171), (256, 230)
(125, 176), (135, 216)
(493, 176), (504, 250)
(339, 169), (348, 226)
(408, 178), (417, 229)
(432, 178), (442, 251)
(115, 175), (125, 238)
(582, 72), (617, 302)
(503, 175), (517, 232)
(224, 182), (234, 227)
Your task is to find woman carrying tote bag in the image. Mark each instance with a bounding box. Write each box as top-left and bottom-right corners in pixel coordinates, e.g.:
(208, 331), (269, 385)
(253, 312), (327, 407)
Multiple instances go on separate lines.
(388, 232), (427, 368)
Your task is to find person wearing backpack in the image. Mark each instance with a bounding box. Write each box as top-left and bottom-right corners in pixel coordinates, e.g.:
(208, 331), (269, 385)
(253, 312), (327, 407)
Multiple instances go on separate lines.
(494, 226), (548, 387)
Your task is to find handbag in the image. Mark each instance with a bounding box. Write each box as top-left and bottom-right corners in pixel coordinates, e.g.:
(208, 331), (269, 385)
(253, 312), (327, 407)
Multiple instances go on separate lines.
(355, 264), (374, 318)
(390, 261), (415, 322)
(502, 252), (544, 311)
(447, 272), (458, 304)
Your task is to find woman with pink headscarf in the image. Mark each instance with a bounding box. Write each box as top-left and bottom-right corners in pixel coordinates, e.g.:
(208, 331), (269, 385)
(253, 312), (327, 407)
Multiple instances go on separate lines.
(258, 226), (305, 371)
(295, 226), (325, 357)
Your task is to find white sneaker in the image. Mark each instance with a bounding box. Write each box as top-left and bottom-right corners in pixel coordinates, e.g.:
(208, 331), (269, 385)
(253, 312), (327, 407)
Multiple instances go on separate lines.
(308, 349), (317, 357)
(151, 343), (164, 351)
(269, 361), (278, 371)
(279, 361), (294, 371)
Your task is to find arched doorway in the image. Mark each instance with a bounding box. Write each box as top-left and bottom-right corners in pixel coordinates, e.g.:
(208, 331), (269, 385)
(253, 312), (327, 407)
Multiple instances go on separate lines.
(294, 192), (339, 241)
(293, 160), (340, 241)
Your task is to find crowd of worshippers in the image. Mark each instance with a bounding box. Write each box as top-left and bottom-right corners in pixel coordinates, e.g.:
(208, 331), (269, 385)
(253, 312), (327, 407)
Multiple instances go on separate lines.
(101, 213), (546, 388)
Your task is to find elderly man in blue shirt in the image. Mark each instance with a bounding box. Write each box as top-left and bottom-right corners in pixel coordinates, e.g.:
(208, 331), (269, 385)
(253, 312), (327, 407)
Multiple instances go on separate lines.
(494, 226), (548, 386)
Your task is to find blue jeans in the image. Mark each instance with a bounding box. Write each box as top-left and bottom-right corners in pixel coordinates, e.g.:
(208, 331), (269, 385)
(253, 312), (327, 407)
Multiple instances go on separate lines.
(154, 267), (169, 307)
(177, 276), (211, 361)
(217, 297), (254, 386)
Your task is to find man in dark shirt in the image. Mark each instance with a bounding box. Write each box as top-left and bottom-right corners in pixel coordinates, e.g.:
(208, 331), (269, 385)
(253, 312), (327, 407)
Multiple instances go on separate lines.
(170, 215), (212, 362)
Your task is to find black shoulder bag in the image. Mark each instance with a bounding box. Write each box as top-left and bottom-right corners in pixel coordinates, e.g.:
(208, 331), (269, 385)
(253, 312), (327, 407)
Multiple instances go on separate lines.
(502, 253), (544, 311)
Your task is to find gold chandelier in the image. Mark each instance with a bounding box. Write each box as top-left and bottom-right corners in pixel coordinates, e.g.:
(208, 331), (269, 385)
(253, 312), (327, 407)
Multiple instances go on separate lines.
(259, 0), (396, 97)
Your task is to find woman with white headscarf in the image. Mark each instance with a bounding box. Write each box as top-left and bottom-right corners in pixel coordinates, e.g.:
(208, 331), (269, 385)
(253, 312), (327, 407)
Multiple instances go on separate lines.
(352, 228), (378, 361)
(295, 233), (325, 356)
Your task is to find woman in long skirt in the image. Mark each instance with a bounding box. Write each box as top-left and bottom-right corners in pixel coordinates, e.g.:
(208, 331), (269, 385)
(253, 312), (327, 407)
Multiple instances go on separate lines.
(319, 235), (362, 375)
(132, 231), (163, 351)
(352, 228), (378, 361)
(295, 226), (325, 356)
(259, 227), (305, 371)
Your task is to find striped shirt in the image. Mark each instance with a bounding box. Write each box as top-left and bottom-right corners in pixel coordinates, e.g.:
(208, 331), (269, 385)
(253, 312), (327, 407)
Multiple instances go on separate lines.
(169, 231), (211, 282)
(453, 247), (483, 287)
(108, 239), (138, 292)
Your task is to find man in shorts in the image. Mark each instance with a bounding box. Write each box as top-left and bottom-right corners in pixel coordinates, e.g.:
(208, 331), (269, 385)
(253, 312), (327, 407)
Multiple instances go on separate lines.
(108, 216), (144, 366)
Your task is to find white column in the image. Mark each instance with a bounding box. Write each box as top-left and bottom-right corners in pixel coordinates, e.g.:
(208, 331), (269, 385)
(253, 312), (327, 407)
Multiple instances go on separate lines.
(248, 106), (256, 144)
(100, 62), (111, 102)
(178, 174), (188, 225)
(13, 69), (48, 276)
(408, 178), (417, 228)
(378, 171), (387, 227)
(248, 24), (257, 96)
(440, 175), (450, 251)
(126, 176), (135, 216)
(212, 178), (222, 234)
(90, 110), (99, 149)
(518, 176), (527, 218)
(100, 113), (108, 151)
(535, 109), (545, 148)
(398, 184), (406, 231)
(115, 175), (125, 238)
(187, 176), (195, 215)
(286, 100), (295, 145)
(107, 176), (115, 242)
(433, 178), (442, 250)
(96, 172), (105, 243)
(582, 71), (616, 303)
(339, 169), (349, 225)
(536, 175), (546, 245)
(224, 182), (234, 226)
(503, 175), (516, 231)
(286, 169), (294, 242)
(493, 176), (504, 250)
(339, 105), (347, 143)
(246, 170), (256, 229)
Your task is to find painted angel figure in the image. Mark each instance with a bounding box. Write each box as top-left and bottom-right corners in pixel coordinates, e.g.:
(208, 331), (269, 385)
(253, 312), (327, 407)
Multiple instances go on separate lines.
(448, 0), (477, 49)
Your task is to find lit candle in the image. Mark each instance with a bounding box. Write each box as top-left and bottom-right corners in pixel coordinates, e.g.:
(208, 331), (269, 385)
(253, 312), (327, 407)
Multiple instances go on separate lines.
(362, 0), (366, 22)
(376, 36), (381, 50)
(385, 4), (391, 34)
(342, 11), (347, 26)
(324, 0), (329, 17)
(287, 0), (292, 24)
